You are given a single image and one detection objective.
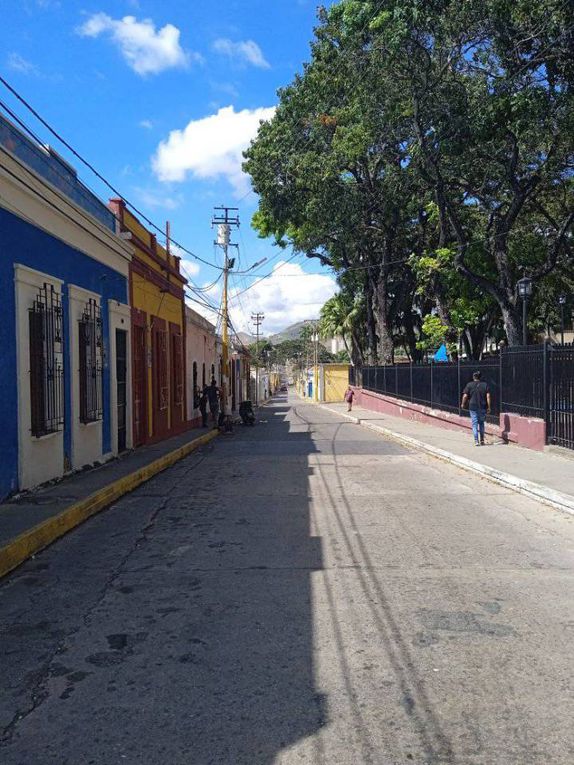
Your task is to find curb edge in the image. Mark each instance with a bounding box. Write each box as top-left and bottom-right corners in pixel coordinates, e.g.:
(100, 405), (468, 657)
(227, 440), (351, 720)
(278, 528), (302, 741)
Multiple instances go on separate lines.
(0, 429), (219, 580)
(320, 405), (574, 517)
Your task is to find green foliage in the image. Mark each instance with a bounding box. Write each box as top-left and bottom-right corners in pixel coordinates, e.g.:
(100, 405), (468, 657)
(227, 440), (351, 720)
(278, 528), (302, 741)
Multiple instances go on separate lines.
(416, 315), (449, 353)
(244, 0), (574, 352)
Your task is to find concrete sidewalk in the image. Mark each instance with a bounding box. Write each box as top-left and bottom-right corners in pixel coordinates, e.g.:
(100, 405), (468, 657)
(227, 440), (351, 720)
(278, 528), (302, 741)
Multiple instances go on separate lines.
(320, 401), (574, 515)
(0, 427), (218, 578)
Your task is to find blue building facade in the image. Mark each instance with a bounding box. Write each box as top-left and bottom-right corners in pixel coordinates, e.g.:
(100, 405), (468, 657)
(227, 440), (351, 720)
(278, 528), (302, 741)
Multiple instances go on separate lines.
(0, 113), (132, 499)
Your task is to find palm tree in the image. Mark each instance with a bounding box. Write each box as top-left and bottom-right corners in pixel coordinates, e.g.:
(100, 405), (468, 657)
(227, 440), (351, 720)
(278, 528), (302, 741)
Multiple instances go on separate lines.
(319, 293), (364, 366)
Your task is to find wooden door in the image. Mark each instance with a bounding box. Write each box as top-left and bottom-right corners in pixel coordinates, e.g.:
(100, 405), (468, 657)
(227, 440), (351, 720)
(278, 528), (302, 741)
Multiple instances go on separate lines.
(132, 323), (147, 447)
(152, 318), (169, 440)
(170, 324), (184, 430)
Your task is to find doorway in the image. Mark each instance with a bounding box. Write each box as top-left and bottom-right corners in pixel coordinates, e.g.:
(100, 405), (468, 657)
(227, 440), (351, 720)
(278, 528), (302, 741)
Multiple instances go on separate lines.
(116, 329), (128, 452)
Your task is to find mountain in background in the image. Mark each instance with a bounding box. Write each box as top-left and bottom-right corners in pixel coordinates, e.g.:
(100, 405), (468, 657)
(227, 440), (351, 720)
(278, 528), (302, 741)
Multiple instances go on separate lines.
(268, 321), (308, 344)
(235, 331), (257, 346)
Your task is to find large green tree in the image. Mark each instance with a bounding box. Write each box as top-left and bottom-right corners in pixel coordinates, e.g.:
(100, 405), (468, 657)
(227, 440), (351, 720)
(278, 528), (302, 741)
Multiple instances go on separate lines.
(245, 0), (574, 351)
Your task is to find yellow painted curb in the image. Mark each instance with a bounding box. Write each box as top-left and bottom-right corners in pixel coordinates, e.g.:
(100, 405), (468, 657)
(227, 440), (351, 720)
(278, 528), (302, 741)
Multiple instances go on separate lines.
(0, 429), (219, 580)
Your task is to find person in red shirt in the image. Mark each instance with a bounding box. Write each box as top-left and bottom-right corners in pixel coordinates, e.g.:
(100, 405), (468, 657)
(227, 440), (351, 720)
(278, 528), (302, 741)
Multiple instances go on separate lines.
(344, 386), (355, 412)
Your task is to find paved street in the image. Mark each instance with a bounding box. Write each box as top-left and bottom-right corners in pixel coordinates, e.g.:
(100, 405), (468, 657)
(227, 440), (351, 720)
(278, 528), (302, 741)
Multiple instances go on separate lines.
(1, 395), (573, 765)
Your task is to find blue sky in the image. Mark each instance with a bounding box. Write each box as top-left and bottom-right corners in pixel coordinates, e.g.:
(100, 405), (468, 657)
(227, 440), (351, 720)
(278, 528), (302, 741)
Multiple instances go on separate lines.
(0, 0), (338, 334)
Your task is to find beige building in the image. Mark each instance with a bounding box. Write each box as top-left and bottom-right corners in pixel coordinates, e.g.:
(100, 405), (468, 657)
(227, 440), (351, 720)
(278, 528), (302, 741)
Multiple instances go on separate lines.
(185, 306), (219, 423)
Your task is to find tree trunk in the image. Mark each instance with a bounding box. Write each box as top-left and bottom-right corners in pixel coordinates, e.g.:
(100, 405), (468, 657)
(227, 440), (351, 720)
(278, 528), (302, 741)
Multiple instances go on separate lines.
(365, 274), (378, 363)
(350, 331), (364, 368)
(403, 309), (421, 362)
(375, 290), (394, 363)
(501, 304), (523, 347)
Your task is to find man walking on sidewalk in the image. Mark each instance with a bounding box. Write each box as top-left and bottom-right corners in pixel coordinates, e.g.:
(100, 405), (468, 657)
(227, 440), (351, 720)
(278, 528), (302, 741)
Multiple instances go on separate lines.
(461, 371), (491, 446)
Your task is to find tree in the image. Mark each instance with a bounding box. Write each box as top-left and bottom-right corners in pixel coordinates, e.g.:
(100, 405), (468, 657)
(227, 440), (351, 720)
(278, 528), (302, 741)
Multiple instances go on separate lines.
(319, 292), (364, 366)
(244, 0), (574, 352)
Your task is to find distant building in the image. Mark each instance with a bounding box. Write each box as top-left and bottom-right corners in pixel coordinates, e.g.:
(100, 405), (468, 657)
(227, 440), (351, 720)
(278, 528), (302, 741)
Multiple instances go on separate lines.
(322, 335), (347, 355)
(230, 340), (252, 409)
(0, 113), (132, 499)
(109, 199), (187, 447)
(185, 305), (218, 423)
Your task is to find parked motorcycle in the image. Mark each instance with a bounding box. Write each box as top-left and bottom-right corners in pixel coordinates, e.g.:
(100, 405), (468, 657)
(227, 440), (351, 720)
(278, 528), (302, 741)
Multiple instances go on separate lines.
(239, 400), (256, 426)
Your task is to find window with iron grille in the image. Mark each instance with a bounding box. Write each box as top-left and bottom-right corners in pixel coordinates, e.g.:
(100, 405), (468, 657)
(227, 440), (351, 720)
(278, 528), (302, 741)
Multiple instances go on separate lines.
(157, 330), (169, 411)
(79, 298), (103, 423)
(172, 333), (184, 407)
(29, 283), (64, 437)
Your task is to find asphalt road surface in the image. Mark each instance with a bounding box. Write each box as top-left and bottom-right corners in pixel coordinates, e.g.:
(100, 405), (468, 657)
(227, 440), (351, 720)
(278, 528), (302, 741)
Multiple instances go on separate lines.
(1, 396), (573, 765)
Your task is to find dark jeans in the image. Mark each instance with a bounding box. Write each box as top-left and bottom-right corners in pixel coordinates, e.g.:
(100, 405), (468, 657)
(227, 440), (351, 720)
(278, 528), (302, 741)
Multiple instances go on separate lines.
(470, 409), (486, 443)
(200, 407), (208, 427)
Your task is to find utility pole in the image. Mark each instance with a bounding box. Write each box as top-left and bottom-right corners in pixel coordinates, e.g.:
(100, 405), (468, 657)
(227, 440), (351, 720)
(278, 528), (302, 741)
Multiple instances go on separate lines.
(212, 206), (239, 418)
(303, 319), (320, 400)
(251, 312), (264, 405)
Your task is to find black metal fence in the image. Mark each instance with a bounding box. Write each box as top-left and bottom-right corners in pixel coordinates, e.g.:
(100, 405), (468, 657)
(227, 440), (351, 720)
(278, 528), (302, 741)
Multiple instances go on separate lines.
(548, 344), (574, 450)
(351, 342), (574, 449)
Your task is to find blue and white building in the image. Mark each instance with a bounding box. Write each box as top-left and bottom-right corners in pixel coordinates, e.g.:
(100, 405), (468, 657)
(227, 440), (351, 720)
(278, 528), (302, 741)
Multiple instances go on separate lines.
(0, 113), (133, 500)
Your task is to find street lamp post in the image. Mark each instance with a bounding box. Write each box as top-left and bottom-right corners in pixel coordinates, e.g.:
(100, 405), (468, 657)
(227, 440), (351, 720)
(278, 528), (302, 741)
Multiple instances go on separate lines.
(517, 276), (533, 346)
(558, 294), (566, 345)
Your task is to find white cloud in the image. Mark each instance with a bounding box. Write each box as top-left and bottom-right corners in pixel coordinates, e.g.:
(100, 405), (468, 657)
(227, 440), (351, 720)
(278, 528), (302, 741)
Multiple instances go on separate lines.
(139, 119), (153, 129)
(7, 53), (39, 76)
(231, 261), (337, 334)
(133, 186), (183, 210)
(76, 14), (195, 75)
(152, 104), (275, 196)
(179, 258), (201, 278)
(190, 260), (336, 334)
(213, 38), (270, 69)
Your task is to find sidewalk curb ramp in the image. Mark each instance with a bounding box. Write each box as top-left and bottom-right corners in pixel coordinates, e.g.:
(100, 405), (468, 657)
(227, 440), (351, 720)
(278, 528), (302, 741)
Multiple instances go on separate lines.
(0, 429), (218, 580)
(320, 405), (574, 517)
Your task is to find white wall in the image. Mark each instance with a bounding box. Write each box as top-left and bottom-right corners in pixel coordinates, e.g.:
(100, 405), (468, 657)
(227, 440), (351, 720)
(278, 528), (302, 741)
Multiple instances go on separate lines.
(68, 284), (103, 470)
(14, 264), (65, 490)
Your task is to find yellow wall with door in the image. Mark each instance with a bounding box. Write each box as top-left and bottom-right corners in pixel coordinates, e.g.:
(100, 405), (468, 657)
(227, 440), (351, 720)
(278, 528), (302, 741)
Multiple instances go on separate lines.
(112, 202), (186, 438)
(323, 364), (350, 402)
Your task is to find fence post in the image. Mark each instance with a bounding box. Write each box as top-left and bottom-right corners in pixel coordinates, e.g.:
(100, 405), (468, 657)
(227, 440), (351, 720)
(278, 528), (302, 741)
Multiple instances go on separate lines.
(542, 339), (550, 443)
(410, 361), (413, 402)
(457, 353), (461, 416)
(395, 364), (398, 396)
(430, 360), (434, 408)
(383, 364), (386, 394)
(499, 347), (503, 413)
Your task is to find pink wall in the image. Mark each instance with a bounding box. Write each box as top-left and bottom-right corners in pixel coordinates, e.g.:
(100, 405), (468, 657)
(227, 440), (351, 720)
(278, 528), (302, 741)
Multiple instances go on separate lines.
(185, 307), (218, 421)
(353, 387), (546, 451)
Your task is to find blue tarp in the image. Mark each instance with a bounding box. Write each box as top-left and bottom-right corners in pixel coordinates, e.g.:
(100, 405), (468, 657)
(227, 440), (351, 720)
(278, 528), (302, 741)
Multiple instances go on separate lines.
(434, 344), (449, 362)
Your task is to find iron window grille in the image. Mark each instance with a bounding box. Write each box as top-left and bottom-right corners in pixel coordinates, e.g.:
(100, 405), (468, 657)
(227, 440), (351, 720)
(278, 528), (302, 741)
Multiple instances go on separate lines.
(29, 283), (64, 437)
(172, 334), (184, 407)
(157, 330), (169, 411)
(79, 298), (104, 423)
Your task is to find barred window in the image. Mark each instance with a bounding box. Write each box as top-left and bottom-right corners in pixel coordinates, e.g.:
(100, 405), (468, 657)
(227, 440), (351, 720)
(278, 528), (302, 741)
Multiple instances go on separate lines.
(157, 330), (169, 411)
(79, 298), (103, 423)
(172, 333), (184, 407)
(192, 361), (198, 408)
(29, 283), (64, 437)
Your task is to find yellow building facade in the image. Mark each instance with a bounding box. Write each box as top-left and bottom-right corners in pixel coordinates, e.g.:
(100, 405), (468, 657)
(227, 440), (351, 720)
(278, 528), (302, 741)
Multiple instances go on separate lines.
(109, 199), (187, 446)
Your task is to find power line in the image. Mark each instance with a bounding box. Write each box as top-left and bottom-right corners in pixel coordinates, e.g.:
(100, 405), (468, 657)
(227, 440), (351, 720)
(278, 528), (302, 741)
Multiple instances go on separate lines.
(229, 251), (303, 302)
(0, 76), (222, 271)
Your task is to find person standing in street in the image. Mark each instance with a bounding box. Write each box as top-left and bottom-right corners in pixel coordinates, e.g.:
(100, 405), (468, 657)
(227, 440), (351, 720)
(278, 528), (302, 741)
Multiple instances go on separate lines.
(205, 378), (220, 428)
(197, 386), (208, 428)
(461, 371), (491, 446)
(344, 386), (355, 412)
